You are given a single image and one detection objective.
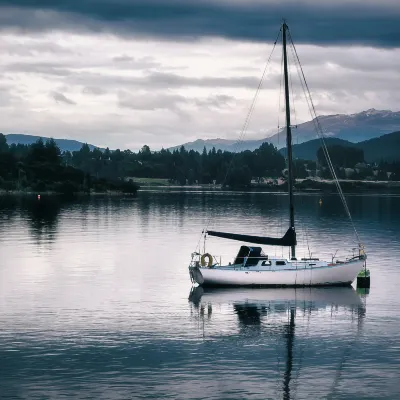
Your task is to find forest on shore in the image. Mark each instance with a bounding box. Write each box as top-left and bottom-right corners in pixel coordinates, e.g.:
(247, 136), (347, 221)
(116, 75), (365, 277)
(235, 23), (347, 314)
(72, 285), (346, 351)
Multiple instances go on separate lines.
(0, 134), (139, 195)
(64, 141), (398, 186)
(1, 132), (400, 195)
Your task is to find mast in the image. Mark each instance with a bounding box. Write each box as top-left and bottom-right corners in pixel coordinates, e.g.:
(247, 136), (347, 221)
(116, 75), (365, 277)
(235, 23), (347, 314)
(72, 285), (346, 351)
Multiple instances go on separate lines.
(282, 21), (296, 259)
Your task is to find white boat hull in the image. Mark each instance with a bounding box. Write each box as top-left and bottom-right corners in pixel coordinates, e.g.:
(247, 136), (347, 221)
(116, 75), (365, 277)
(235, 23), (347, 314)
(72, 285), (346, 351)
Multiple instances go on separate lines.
(190, 258), (364, 287)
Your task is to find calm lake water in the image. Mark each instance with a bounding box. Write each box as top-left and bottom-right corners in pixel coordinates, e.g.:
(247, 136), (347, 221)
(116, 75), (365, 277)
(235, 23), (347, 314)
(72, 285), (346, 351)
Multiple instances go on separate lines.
(0, 190), (400, 399)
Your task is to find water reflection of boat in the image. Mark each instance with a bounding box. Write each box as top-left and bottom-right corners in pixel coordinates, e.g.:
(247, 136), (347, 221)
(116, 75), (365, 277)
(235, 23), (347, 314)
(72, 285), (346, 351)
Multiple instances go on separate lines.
(189, 286), (366, 399)
(189, 286), (363, 309)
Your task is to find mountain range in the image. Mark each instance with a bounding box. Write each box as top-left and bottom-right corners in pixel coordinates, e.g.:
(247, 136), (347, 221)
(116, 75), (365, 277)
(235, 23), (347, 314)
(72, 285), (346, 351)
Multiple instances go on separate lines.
(4, 134), (99, 152)
(280, 130), (400, 163)
(169, 109), (400, 152)
(3, 109), (400, 162)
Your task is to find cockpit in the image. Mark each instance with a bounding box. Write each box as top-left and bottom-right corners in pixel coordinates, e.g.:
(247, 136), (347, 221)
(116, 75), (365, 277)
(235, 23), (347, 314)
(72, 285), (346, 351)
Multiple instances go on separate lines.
(234, 246), (268, 266)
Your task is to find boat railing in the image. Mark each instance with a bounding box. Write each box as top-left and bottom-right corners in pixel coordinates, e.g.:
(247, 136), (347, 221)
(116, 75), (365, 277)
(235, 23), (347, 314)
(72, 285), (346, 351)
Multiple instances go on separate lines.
(190, 253), (272, 268)
(190, 248), (366, 268)
(330, 246), (367, 264)
(189, 252), (224, 268)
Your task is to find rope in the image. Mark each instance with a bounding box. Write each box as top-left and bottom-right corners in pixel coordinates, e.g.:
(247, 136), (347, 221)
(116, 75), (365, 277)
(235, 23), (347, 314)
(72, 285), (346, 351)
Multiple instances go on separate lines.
(276, 42), (284, 256)
(193, 26), (283, 255)
(287, 28), (362, 246)
(277, 40), (284, 148)
(288, 45), (298, 146)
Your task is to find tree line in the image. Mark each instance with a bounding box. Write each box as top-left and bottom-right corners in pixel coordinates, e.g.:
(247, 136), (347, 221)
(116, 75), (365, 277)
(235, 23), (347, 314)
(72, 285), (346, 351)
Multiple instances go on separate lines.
(1, 132), (399, 194)
(62, 142), (286, 188)
(316, 144), (400, 181)
(0, 134), (139, 195)
(63, 139), (400, 184)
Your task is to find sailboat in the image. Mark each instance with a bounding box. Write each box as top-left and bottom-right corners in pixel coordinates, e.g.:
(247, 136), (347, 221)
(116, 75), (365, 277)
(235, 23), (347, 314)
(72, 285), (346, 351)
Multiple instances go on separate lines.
(188, 21), (367, 287)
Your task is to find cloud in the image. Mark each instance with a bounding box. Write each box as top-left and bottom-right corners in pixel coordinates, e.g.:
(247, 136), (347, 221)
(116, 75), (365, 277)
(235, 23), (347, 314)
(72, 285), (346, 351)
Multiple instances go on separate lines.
(0, 83), (17, 107)
(82, 86), (106, 96)
(51, 91), (76, 105)
(117, 91), (186, 111)
(145, 71), (260, 89)
(194, 94), (236, 108)
(112, 54), (134, 63)
(0, 15), (398, 152)
(117, 91), (236, 112)
(0, 1), (399, 47)
(112, 54), (160, 69)
(0, 37), (72, 57)
(7, 61), (71, 77)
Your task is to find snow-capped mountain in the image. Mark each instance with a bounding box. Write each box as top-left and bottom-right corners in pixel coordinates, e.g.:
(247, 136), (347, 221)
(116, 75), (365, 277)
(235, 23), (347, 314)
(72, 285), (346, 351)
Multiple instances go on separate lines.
(169, 109), (400, 152)
(273, 108), (400, 145)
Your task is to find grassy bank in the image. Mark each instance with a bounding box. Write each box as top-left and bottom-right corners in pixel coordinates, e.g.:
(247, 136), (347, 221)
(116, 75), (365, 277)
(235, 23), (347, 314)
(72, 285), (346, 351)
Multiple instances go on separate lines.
(136, 177), (400, 194)
(294, 178), (400, 193)
(0, 189), (138, 197)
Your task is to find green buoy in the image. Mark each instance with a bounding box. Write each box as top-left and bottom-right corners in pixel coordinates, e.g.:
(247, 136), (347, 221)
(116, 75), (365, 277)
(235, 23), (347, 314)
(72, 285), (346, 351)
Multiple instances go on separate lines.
(357, 267), (370, 288)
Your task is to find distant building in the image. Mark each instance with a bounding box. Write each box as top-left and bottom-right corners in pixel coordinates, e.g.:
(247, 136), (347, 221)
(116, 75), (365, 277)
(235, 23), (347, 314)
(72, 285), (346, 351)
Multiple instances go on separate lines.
(344, 168), (355, 178)
(354, 162), (368, 173)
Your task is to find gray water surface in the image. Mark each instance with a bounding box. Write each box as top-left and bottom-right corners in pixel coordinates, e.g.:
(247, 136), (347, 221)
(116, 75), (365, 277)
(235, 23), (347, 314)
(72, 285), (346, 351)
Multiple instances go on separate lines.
(0, 191), (399, 399)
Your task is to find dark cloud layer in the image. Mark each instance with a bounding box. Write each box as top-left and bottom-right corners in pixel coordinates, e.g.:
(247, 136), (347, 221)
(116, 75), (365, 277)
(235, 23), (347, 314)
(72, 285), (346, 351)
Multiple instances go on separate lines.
(52, 91), (76, 105)
(0, 1), (399, 47)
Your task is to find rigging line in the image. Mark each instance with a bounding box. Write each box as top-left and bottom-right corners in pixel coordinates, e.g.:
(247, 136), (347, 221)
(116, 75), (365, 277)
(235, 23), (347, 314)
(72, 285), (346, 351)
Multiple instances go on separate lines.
(305, 224), (311, 259)
(277, 39), (284, 148)
(291, 65), (355, 245)
(288, 42), (298, 142)
(229, 27), (283, 157)
(289, 46), (359, 248)
(287, 29), (362, 245)
(288, 30), (359, 242)
(276, 41), (284, 251)
(193, 26), (283, 254)
(298, 215), (307, 259)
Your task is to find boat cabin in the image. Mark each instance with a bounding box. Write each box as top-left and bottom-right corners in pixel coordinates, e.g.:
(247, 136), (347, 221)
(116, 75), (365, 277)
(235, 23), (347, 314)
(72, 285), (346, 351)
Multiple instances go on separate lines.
(234, 246), (268, 266)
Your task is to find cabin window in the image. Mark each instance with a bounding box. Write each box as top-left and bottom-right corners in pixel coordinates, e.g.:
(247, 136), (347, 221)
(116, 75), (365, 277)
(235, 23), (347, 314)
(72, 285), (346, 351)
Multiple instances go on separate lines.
(261, 260), (272, 266)
(276, 261), (286, 266)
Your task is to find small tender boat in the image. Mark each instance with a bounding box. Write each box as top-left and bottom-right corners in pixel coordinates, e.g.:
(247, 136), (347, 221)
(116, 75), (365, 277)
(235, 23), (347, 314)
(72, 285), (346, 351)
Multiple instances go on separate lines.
(188, 21), (367, 287)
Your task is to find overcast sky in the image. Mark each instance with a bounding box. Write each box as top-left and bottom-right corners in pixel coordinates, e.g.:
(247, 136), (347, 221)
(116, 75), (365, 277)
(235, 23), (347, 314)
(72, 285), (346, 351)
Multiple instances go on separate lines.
(0, 0), (399, 150)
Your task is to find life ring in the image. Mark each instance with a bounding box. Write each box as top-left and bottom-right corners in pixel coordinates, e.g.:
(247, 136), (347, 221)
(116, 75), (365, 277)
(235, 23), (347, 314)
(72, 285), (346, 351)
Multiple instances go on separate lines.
(200, 253), (213, 267)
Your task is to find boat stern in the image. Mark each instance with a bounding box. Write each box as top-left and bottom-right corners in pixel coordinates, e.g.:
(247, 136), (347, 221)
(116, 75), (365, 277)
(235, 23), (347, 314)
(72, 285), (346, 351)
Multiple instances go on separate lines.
(189, 265), (204, 285)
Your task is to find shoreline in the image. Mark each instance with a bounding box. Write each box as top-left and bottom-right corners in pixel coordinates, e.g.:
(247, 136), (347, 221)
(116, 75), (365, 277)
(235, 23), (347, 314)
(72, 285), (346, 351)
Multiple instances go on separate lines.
(136, 179), (400, 194)
(0, 190), (137, 197)
(2, 178), (400, 197)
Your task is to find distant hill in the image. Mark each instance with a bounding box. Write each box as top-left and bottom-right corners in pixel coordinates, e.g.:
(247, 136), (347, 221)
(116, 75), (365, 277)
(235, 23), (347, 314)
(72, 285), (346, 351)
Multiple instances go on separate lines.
(5, 134), (100, 152)
(169, 109), (400, 152)
(269, 109), (400, 145)
(356, 130), (400, 163)
(168, 137), (269, 153)
(280, 138), (354, 161)
(279, 130), (400, 163)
